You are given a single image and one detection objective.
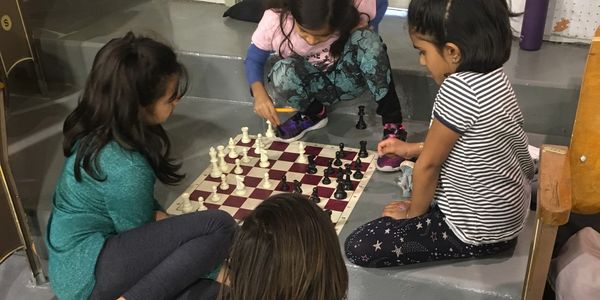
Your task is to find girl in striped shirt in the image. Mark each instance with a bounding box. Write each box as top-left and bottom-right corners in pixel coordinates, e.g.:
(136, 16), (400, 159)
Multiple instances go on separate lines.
(345, 0), (535, 267)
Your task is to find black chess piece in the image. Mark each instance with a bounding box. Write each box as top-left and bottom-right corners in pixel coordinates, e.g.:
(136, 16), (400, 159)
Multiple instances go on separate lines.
(355, 157), (362, 169)
(338, 143), (346, 157)
(336, 167), (344, 182)
(343, 173), (354, 190)
(353, 161), (364, 179)
(334, 151), (343, 166)
(356, 105), (367, 129)
(279, 175), (289, 191)
(326, 159), (334, 175)
(307, 155), (317, 174)
(333, 182), (347, 199)
(322, 170), (331, 184)
(293, 180), (302, 194)
(358, 140), (368, 158)
(324, 209), (333, 218)
(344, 163), (352, 176)
(309, 187), (320, 203)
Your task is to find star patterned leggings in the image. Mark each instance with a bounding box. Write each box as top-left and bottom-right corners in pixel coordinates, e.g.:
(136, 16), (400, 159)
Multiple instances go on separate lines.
(344, 205), (517, 267)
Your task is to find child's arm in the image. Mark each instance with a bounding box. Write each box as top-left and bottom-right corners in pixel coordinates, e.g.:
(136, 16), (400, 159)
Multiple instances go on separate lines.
(377, 139), (423, 159)
(406, 119), (459, 217)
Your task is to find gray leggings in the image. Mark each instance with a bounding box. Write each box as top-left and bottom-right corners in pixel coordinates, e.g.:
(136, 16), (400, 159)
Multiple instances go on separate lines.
(89, 210), (236, 300)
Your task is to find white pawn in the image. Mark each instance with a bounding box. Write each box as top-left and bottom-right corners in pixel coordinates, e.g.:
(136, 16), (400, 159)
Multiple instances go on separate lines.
(261, 172), (272, 189)
(241, 148), (250, 163)
(219, 174), (230, 190)
(241, 127), (251, 144)
(265, 120), (275, 138)
(181, 192), (194, 213)
(297, 141), (307, 163)
(253, 136), (262, 155)
(197, 197), (207, 211)
(234, 175), (246, 196)
(234, 158), (243, 174)
(217, 145), (228, 172)
(227, 138), (238, 159)
(259, 149), (270, 168)
(210, 185), (221, 202)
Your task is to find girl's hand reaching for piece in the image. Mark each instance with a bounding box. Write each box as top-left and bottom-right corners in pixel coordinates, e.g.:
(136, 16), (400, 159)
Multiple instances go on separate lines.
(382, 201), (411, 220)
(377, 138), (410, 157)
(252, 86), (280, 126)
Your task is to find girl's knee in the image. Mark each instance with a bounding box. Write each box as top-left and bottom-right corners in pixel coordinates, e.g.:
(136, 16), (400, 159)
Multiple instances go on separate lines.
(197, 209), (237, 233)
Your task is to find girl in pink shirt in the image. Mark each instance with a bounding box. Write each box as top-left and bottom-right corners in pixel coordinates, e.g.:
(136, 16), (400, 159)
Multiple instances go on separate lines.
(245, 0), (407, 172)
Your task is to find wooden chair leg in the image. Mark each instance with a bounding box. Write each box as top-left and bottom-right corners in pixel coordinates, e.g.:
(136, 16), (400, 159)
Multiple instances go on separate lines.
(522, 220), (559, 300)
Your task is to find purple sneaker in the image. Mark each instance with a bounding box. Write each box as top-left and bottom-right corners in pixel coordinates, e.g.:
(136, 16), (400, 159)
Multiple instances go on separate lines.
(275, 111), (328, 143)
(376, 123), (408, 172)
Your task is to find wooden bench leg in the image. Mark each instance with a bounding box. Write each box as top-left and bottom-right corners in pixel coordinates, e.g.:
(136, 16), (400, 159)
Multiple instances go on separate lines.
(522, 219), (558, 300)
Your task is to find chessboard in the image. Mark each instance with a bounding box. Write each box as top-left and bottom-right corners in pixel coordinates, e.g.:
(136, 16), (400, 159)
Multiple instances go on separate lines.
(166, 134), (377, 233)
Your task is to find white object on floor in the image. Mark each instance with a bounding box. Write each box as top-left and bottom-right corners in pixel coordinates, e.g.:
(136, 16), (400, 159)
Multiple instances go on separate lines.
(265, 120), (275, 138)
(197, 197), (207, 211)
(528, 145), (540, 162)
(219, 174), (230, 190)
(217, 145), (228, 172)
(228, 137), (238, 158)
(549, 227), (600, 300)
(261, 172), (272, 189)
(181, 192), (194, 213)
(241, 127), (251, 143)
(297, 141), (307, 163)
(259, 149), (270, 168)
(234, 175), (246, 195)
(210, 185), (221, 202)
(234, 158), (243, 174)
(241, 148), (250, 163)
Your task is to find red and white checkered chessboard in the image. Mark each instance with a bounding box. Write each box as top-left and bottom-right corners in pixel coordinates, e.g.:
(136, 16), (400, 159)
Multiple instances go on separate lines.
(166, 134), (377, 233)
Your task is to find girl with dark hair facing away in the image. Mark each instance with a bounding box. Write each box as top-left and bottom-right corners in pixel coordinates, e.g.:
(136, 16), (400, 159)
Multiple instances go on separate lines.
(221, 193), (348, 300)
(46, 32), (236, 300)
(345, 0), (535, 267)
(245, 0), (408, 172)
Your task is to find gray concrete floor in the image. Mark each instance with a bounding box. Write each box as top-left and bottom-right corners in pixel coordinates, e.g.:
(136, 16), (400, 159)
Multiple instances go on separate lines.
(2, 0), (590, 299)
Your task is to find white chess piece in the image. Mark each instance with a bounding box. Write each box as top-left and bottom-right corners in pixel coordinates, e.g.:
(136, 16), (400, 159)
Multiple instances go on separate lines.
(297, 141), (307, 163)
(181, 192), (194, 213)
(227, 138), (238, 158)
(209, 146), (222, 178)
(241, 127), (251, 143)
(197, 197), (207, 211)
(261, 172), (272, 189)
(259, 149), (270, 168)
(241, 148), (250, 163)
(265, 120), (275, 138)
(234, 175), (246, 196)
(234, 158), (243, 174)
(210, 185), (221, 202)
(217, 145), (228, 172)
(219, 174), (230, 190)
(253, 137), (262, 155)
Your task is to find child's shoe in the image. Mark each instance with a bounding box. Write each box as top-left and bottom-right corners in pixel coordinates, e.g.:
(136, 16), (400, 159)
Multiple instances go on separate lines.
(376, 123), (408, 172)
(275, 110), (328, 143)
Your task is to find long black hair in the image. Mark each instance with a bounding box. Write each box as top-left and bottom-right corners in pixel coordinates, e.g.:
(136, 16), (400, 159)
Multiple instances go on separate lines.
(267, 0), (363, 58)
(63, 32), (187, 184)
(408, 0), (519, 73)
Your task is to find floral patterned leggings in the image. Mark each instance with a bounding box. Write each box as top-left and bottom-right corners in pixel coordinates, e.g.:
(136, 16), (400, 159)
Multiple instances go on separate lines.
(344, 205), (517, 267)
(264, 29), (403, 124)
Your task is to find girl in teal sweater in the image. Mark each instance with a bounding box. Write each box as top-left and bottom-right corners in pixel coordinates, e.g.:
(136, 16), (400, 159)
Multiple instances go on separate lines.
(46, 32), (236, 300)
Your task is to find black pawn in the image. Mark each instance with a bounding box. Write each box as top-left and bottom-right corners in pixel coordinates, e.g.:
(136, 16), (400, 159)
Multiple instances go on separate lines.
(279, 175), (289, 191)
(326, 159), (335, 175)
(322, 170), (331, 184)
(356, 105), (367, 129)
(309, 187), (320, 203)
(344, 164), (352, 176)
(338, 143), (346, 157)
(358, 140), (368, 158)
(333, 151), (343, 166)
(353, 162), (364, 179)
(343, 173), (354, 191)
(324, 209), (333, 217)
(334, 182), (347, 199)
(307, 155), (317, 174)
(336, 167), (344, 182)
(293, 180), (302, 194)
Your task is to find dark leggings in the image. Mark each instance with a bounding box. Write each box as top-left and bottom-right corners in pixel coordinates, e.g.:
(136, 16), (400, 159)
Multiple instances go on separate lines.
(89, 210), (237, 300)
(344, 205), (517, 267)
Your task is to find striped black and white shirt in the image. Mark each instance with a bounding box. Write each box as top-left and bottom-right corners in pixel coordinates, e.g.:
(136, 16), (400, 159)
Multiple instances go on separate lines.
(432, 68), (535, 245)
